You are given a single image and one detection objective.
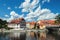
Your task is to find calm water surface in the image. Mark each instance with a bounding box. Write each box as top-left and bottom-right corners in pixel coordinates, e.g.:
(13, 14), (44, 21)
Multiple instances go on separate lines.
(0, 31), (60, 40)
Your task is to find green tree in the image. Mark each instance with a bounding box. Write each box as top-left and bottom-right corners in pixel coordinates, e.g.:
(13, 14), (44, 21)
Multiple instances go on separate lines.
(55, 14), (60, 24)
(0, 19), (7, 29)
(34, 23), (36, 29)
(0, 19), (3, 28)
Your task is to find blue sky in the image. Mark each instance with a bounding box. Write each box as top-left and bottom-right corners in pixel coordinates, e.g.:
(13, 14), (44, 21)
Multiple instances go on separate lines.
(0, 0), (59, 22)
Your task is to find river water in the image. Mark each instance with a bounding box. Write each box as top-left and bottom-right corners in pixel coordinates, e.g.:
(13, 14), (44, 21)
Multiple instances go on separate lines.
(0, 31), (60, 40)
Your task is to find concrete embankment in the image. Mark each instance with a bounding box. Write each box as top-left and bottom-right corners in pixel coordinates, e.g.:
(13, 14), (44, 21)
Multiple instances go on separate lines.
(0, 29), (47, 32)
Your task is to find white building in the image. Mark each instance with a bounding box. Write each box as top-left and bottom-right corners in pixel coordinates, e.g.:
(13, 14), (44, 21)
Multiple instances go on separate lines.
(8, 18), (26, 29)
(26, 22), (30, 29)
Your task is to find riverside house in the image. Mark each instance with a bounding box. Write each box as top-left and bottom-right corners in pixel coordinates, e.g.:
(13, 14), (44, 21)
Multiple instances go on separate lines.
(26, 22), (30, 29)
(30, 22), (36, 29)
(37, 20), (55, 29)
(8, 18), (26, 29)
(26, 22), (36, 29)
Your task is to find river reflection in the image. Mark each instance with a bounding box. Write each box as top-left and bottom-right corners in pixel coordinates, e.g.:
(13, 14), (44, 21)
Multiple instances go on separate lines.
(26, 31), (46, 40)
(0, 31), (60, 40)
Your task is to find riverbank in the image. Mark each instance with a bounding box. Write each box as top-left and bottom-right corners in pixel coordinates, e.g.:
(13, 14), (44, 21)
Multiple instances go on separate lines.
(0, 29), (47, 32)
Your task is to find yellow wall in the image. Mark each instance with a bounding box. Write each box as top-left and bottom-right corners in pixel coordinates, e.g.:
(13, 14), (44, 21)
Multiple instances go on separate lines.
(30, 25), (34, 29)
(39, 25), (46, 29)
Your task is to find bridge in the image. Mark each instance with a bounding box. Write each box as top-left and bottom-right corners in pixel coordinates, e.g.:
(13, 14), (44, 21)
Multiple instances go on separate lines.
(45, 25), (60, 32)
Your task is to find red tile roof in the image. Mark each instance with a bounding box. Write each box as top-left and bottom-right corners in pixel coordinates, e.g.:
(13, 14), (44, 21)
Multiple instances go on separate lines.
(8, 18), (25, 24)
(38, 20), (55, 25)
(26, 22), (36, 25)
(30, 21), (36, 25)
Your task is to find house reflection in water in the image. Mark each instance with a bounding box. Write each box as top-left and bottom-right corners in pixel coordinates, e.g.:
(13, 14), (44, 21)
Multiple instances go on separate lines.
(9, 32), (26, 40)
(39, 32), (46, 40)
(26, 31), (37, 40)
(8, 32), (56, 40)
(0, 31), (57, 40)
(26, 31), (46, 40)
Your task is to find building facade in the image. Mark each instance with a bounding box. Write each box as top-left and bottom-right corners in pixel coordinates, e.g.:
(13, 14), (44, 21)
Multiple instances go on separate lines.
(8, 18), (26, 29)
(37, 20), (55, 29)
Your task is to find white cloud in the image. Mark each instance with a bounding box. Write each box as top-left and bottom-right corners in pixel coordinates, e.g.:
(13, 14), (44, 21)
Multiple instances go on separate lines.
(19, 0), (58, 22)
(22, 9), (28, 12)
(25, 7), (58, 21)
(7, 16), (14, 22)
(42, 0), (50, 4)
(7, 7), (11, 10)
(19, 0), (39, 12)
(5, 15), (9, 17)
(37, 10), (58, 21)
(25, 6), (41, 19)
(19, 14), (24, 18)
(2, 0), (59, 22)
(5, 11), (24, 22)
(10, 11), (19, 17)
(7, 11), (19, 21)
(30, 0), (39, 9)
(19, 1), (30, 9)
(25, 0), (30, 2)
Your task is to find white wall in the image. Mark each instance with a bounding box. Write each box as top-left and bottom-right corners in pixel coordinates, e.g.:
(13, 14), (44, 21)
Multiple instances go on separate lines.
(26, 23), (30, 29)
(8, 24), (20, 29)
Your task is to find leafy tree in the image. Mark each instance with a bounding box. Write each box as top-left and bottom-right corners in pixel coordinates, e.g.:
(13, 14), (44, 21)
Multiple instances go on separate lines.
(55, 14), (60, 24)
(0, 19), (7, 29)
(34, 23), (39, 29)
(34, 23), (36, 29)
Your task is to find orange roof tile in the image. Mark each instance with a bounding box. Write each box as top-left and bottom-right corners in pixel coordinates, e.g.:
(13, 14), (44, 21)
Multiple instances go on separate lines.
(30, 21), (36, 25)
(38, 20), (55, 25)
(9, 18), (25, 24)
